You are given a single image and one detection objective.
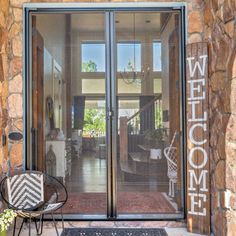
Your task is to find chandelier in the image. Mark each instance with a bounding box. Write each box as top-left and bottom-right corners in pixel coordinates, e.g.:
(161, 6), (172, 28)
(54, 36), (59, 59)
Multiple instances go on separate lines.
(120, 13), (150, 85)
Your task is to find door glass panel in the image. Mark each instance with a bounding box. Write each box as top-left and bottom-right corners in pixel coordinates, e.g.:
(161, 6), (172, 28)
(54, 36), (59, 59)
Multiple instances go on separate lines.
(30, 9), (184, 218)
(116, 11), (183, 215)
(31, 12), (107, 215)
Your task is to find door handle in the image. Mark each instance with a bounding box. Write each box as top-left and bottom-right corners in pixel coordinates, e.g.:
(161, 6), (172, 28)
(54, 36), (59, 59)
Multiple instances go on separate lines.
(31, 128), (38, 170)
(107, 109), (114, 118)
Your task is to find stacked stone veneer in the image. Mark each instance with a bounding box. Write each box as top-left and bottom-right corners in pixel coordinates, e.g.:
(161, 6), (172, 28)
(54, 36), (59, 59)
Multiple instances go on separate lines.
(0, 0), (23, 175)
(203, 1), (236, 235)
(0, 0), (236, 235)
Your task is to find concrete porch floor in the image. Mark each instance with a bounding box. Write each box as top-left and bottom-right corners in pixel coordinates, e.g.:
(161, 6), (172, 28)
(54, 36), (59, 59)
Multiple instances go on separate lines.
(7, 221), (206, 236)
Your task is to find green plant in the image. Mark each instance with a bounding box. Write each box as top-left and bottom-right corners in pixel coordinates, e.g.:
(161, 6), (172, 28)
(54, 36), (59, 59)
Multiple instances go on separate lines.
(82, 60), (97, 72)
(0, 209), (16, 232)
(155, 106), (163, 128)
(83, 108), (106, 136)
(144, 127), (167, 148)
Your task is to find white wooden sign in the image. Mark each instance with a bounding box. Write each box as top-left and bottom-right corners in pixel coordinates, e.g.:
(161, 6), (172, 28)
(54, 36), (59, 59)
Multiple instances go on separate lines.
(186, 43), (210, 235)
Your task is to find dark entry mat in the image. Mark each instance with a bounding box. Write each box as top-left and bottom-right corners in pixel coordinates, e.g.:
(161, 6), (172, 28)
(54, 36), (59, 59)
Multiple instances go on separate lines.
(61, 228), (168, 236)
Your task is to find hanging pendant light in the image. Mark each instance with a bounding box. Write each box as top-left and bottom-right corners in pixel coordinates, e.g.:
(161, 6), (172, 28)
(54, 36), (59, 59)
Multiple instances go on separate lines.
(120, 13), (150, 85)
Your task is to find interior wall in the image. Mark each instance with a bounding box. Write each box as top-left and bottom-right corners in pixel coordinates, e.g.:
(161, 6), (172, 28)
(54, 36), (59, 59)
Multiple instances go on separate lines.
(36, 14), (67, 135)
(36, 14), (66, 67)
(42, 48), (55, 104)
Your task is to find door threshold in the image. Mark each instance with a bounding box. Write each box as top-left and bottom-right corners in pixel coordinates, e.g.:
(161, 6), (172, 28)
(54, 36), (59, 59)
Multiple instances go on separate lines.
(45, 213), (184, 221)
(38, 219), (187, 229)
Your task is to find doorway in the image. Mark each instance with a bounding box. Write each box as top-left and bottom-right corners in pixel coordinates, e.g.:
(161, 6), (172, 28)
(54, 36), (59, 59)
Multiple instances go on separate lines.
(25, 5), (185, 219)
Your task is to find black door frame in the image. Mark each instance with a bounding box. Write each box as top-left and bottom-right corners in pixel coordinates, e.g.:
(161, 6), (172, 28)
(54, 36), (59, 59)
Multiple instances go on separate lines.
(23, 2), (187, 220)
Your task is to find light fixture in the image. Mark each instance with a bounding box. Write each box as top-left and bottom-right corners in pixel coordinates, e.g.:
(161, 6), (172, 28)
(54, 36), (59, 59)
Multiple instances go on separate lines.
(120, 13), (150, 85)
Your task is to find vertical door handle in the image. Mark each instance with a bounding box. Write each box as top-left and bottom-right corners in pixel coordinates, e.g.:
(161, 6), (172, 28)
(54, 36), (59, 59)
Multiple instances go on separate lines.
(31, 128), (38, 170)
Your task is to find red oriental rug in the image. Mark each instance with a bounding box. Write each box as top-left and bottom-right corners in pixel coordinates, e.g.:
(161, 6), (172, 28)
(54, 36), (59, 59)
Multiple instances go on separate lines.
(62, 192), (176, 214)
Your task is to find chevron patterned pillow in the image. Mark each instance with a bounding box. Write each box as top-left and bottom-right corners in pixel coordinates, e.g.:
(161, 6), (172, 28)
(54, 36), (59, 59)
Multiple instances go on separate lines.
(7, 173), (44, 210)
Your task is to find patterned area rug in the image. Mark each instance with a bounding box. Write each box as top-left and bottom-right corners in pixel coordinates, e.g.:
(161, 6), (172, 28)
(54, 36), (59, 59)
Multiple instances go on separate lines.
(61, 228), (168, 236)
(62, 192), (176, 214)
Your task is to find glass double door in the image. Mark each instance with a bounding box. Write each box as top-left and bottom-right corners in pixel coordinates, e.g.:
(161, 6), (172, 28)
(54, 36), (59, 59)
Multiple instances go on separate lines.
(30, 9), (183, 218)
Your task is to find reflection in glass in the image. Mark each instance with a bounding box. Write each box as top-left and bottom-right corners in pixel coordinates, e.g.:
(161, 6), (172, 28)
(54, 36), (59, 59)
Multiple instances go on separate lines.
(30, 10), (183, 218)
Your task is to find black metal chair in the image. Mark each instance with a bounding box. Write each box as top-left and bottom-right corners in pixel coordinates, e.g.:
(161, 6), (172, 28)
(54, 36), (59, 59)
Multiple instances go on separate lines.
(0, 171), (68, 236)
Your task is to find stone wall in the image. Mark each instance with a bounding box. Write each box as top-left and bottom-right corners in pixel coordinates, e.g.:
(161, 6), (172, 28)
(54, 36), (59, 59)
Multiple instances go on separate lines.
(0, 0), (236, 234)
(0, 0), (23, 175)
(203, 0), (236, 235)
(0, 0), (10, 174)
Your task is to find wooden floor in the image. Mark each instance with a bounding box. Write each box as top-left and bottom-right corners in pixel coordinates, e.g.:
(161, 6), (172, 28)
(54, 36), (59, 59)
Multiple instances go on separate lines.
(66, 151), (107, 193)
(63, 151), (178, 215)
(65, 151), (169, 193)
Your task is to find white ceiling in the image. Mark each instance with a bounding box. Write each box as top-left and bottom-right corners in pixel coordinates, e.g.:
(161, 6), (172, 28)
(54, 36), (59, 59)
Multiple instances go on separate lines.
(71, 12), (161, 32)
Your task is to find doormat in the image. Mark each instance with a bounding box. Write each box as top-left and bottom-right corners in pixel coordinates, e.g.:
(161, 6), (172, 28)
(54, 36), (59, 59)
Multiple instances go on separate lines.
(61, 228), (168, 236)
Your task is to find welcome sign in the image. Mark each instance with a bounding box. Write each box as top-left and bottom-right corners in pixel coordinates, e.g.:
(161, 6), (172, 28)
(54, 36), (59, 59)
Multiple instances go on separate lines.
(186, 43), (210, 235)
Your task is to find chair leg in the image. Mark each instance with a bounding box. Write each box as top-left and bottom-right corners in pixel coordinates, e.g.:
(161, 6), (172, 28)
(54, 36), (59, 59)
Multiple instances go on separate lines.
(13, 217), (16, 236)
(28, 216), (31, 236)
(61, 208), (64, 230)
(34, 218), (42, 235)
(38, 214), (44, 235)
(51, 213), (59, 236)
(34, 218), (38, 233)
(18, 218), (25, 236)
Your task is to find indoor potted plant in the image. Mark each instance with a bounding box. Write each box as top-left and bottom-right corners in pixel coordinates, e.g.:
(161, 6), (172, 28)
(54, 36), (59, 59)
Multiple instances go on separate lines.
(0, 209), (16, 236)
(144, 127), (167, 160)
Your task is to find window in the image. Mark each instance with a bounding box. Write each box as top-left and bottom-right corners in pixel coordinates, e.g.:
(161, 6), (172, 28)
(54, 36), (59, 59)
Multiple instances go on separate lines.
(81, 43), (106, 94)
(117, 42), (141, 72)
(81, 43), (105, 72)
(153, 42), (162, 71)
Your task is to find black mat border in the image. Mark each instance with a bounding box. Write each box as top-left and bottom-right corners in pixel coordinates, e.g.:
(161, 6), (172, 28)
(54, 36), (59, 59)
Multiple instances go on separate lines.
(61, 227), (168, 236)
